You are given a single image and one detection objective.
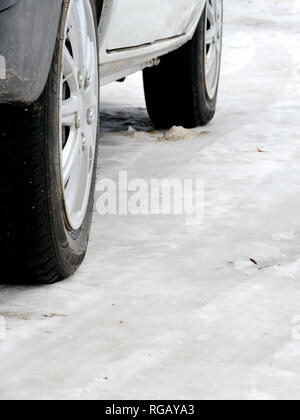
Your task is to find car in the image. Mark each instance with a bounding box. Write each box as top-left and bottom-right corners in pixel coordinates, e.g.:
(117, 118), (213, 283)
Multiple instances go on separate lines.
(0, 0), (223, 283)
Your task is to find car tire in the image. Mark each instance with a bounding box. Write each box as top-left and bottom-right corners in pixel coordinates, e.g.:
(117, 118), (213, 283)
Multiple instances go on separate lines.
(143, 0), (223, 129)
(0, 0), (99, 284)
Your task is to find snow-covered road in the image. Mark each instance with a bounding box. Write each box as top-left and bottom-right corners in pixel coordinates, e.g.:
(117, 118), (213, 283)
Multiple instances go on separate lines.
(1, 0), (300, 400)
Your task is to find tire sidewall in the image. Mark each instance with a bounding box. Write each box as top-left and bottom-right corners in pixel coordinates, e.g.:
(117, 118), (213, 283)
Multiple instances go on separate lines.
(44, 0), (99, 275)
(198, 0), (223, 113)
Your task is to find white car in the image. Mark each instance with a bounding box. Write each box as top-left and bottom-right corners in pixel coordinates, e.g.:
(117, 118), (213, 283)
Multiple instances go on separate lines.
(0, 0), (223, 283)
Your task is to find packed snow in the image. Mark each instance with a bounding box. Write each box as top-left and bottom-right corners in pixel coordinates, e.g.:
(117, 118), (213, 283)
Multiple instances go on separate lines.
(1, 0), (300, 400)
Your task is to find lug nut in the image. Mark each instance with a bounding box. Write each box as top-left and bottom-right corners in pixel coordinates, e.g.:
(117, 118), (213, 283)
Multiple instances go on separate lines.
(81, 133), (87, 151)
(78, 72), (84, 89)
(85, 74), (91, 88)
(87, 108), (95, 125)
(75, 113), (81, 129)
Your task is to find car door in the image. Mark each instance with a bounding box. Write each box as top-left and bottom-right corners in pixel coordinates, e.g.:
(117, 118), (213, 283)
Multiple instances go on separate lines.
(107, 0), (203, 51)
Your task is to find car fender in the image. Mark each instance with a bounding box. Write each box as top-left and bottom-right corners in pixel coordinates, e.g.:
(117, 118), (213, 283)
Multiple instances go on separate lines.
(0, 0), (20, 12)
(0, 0), (63, 104)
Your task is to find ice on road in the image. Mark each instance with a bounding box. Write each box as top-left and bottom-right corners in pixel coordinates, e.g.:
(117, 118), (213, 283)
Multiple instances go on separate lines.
(1, 0), (300, 400)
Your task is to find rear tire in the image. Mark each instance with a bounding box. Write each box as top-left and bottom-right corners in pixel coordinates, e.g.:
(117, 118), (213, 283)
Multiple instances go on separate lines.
(0, 0), (99, 284)
(143, 0), (223, 129)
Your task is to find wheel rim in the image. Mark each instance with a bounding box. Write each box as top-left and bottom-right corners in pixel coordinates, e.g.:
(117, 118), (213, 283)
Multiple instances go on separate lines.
(59, 0), (98, 231)
(205, 0), (223, 99)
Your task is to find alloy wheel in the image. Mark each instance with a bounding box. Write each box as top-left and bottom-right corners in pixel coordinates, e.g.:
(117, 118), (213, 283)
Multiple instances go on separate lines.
(205, 0), (223, 99)
(59, 0), (98, 231)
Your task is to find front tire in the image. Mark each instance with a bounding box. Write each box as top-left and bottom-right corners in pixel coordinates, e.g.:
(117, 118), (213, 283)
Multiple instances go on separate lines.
(143, 0), (223, 129)
(0, 0), (99, 284)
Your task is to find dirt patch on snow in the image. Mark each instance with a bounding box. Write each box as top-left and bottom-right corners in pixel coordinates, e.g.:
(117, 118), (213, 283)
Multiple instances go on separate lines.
(125, 125), (209, 142)
(159, 126), (209, 142)
(160, 126), (198, 142)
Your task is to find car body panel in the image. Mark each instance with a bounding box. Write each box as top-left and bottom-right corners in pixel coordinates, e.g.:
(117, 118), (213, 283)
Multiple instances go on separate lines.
(99, 0), (206, 86)
(0, 0), (20, 12)
(0, 0), (63, 104)
(106, 0), (203, 50)
(0, 0), (206, 103)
